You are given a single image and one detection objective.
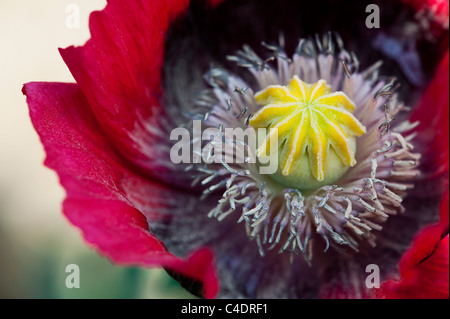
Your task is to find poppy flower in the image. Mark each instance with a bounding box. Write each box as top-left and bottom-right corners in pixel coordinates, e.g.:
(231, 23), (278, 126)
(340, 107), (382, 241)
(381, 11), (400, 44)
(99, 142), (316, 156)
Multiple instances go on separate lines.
(23, 0), (448, 298)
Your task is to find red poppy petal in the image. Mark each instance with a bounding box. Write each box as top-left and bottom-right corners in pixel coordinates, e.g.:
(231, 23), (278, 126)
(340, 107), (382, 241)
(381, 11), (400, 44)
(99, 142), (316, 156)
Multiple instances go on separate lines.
(402, 0), (449, 15)
(59, 0), (191, 178)
(411, 51), (449, 180)
(401, 191), (449, 267)
(377, 192), (449, 299)
(167, 0), (190, 20)
(23, 82), (219, 298)
(318, 276), (372, 299)
(440, 190), (449, 232)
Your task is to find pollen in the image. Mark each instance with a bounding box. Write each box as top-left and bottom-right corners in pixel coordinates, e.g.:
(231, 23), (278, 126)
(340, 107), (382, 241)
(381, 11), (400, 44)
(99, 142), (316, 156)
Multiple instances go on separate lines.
(250, 76), (366, 188)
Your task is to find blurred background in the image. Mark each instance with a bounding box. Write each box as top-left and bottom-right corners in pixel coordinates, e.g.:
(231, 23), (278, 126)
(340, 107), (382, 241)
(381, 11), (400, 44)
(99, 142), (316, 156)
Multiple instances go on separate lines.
(0, 0), (194, 298)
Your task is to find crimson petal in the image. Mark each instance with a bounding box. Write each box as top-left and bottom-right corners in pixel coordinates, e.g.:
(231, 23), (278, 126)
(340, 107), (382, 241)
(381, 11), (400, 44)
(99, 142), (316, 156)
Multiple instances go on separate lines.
(411, 51), (449, 180)
(59, 0), (192, 184)
(23, 82), (219, 298)
(402, 0), (449, 27)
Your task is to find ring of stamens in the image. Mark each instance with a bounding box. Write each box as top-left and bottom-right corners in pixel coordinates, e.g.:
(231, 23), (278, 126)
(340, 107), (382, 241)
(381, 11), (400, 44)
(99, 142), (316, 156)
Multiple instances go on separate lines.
(186, 33), (420, 261)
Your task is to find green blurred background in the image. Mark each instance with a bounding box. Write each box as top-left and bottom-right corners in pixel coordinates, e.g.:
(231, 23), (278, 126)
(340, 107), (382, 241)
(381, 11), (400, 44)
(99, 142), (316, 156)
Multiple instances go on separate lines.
(0, 0), (195, 299)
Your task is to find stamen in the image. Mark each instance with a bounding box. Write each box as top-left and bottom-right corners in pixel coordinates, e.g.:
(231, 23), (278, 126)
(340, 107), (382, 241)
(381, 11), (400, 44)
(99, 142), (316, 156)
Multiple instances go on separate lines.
(341, 60), (351, 78)
(236, 107), (248, 120)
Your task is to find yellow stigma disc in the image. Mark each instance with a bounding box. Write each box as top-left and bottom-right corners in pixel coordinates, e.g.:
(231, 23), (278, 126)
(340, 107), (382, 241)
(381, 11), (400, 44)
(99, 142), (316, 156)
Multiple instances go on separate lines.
(250, 76), (366, 189)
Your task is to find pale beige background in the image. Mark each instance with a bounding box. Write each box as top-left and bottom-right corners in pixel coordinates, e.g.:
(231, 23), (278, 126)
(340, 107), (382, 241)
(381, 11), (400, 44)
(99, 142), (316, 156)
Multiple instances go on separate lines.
(0, 0), (192, 298)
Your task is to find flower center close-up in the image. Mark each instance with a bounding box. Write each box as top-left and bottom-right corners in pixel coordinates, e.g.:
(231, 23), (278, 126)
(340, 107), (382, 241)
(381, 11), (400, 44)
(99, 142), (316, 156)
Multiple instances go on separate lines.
(181, 33), (421, 261)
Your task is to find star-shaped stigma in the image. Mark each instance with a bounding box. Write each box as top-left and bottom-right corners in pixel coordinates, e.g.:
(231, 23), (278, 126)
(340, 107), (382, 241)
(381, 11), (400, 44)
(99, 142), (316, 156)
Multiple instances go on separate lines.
(250, 76), (366, 181)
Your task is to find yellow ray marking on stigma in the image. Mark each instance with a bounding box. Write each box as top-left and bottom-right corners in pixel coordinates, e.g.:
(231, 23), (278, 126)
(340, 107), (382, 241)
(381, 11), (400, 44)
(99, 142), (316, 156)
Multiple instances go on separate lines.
(250, 77), (366, 181)
(316, 105), (366, 136)
(254, 85), (298, 105)
(308, 108), (327, 181)
(307, 80), (330, 104)
(251, 102), (298, 127)
(256, 110), (301, 157)
(313, 109), (355, 166)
